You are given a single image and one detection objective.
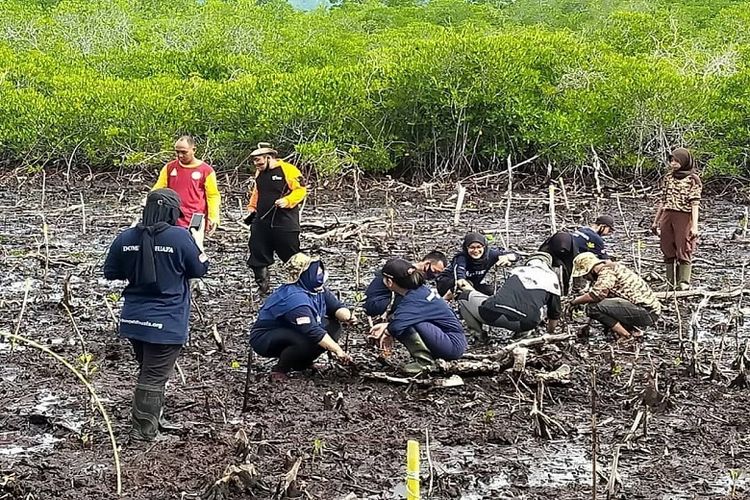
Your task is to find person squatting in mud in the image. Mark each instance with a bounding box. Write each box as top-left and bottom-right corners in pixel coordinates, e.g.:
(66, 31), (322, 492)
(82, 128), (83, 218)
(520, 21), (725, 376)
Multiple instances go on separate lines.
(104, 189), (209, 441)
(435, 232), (518, 299)
(248, 253), (354, 382)
(569, 252), (662, 341)
(538, 214), (615, 295)
(368, 259), (467, 374)
(363, 250), (448, 319)
(152, 135), (222, 234)
(651, 147), (702, 290)
(245, 143), (307, 294)
(456, 252), (562, 342)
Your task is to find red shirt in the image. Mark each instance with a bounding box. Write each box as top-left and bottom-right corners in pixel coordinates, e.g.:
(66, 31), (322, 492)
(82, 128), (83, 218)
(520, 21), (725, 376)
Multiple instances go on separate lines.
(164, 160), (215, 227)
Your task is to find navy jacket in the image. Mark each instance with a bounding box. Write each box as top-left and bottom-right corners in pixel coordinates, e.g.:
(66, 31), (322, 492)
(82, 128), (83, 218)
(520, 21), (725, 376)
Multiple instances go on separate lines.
(439, 248), (517, 286)
(572, 227), (610, 259)
(103, 226), (208, 345)
(364, 271), (401, 317)
(388, 286), (464, 339)
(250, 286), (345, 347)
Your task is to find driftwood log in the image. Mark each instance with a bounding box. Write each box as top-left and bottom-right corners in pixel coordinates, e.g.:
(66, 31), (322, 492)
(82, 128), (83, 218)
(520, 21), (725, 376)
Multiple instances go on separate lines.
(362, 333), (576, 385)
(654, 288), (750, 300)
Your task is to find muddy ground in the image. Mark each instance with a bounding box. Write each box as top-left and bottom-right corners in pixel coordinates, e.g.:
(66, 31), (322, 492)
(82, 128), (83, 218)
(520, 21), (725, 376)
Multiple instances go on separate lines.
(0, 169), (749, 500)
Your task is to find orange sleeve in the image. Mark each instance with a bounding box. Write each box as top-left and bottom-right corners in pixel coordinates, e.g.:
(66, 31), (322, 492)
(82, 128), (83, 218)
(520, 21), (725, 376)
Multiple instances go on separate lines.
(152, 165), (168, 190)
(247, 175), (259, 211)
(279, 161), (307, 208)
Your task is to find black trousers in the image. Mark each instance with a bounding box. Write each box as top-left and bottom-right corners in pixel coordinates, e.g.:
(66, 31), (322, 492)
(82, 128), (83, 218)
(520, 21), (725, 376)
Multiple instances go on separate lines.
(458, 290), (538, 333)
(539, 232), (576, 295)
(130, 339), (182, 387)
(252, 320), (341, 373)
(587, 299), (658, 330)
(247, 220), (300, 269)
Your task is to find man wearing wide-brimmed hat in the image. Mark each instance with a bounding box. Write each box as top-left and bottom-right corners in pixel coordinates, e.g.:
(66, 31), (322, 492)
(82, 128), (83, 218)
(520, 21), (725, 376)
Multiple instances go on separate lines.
(569, 252), (661, 340)
(244, 142), (307, 294)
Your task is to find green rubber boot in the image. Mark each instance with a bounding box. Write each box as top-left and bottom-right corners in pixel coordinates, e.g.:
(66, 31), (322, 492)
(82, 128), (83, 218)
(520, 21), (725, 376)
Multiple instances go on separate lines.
(665, 260), (676, 288)
(400, 330), (436, 375)
(677, 262), (692, 291)
(130, 384), (164, 442)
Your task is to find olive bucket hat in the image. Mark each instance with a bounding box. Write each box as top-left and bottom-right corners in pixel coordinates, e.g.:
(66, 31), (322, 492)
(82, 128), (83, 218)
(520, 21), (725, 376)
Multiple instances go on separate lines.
(571, 252), (603, 278)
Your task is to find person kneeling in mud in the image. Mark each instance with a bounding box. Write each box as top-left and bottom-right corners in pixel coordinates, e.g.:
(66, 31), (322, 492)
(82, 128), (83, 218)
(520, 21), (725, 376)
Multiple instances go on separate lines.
(569, 252), (661, 341)
(538, 215), (616, 295)
(248, 253), (353, 382)
(363, 250), (448, 319)
(104, 188), (209, 442)
(456, 252), (562, 341)
(368, 259), (467, 374)
(436, 232), (518, 299)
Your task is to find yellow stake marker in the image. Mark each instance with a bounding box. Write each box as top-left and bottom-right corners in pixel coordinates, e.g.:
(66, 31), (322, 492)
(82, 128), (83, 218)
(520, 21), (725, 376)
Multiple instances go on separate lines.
(406, 440), (420, 500)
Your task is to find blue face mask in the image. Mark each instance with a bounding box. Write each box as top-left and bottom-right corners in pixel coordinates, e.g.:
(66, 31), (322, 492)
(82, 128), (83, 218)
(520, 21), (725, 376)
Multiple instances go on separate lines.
(299, 261), (326, 292)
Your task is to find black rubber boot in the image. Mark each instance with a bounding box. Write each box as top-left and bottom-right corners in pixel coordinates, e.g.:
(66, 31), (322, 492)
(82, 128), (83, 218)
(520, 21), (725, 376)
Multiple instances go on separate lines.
(252, 266), (270, 295)
(130, 384), (164, 442)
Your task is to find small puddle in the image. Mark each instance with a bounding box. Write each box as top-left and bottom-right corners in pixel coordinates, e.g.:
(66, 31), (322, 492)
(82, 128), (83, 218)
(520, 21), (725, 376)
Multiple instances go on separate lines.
(0, 433), (63, 456)
(528, 442), (593, 487)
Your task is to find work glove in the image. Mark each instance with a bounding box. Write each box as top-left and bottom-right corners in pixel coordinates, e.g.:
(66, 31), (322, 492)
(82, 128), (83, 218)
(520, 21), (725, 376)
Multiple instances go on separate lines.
(243, 212), (256, 226)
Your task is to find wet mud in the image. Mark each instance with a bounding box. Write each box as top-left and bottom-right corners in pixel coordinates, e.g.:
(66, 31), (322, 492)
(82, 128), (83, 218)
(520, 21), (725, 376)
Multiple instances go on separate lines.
(1, 170), (749, 499)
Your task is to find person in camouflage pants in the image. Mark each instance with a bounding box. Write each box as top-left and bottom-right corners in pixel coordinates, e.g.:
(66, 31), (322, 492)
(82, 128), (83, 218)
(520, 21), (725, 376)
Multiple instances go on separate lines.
(568, 253), (661, 340)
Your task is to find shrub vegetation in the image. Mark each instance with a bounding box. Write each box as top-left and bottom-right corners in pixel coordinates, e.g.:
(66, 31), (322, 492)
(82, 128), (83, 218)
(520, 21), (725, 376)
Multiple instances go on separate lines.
(1, 0), (749, 176)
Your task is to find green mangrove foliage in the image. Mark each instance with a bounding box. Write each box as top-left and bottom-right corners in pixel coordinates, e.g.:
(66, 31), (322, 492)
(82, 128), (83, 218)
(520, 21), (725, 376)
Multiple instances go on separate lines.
(0, 0), (749, 176)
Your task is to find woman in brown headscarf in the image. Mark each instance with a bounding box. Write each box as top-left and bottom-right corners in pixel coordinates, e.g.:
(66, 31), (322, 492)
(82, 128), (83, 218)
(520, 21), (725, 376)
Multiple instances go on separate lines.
(650, 148), (702, 290)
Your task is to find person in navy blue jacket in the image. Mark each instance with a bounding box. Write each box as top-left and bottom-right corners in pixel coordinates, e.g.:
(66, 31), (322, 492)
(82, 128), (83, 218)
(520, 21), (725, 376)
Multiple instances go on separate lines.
(249, 253), (354, 382)
(436, 233), (518, 298)
(363, 250), (447, 319)
(368, 259), (467, 374)
(104, 188), (209, 442)
(539, 215), (615, 295)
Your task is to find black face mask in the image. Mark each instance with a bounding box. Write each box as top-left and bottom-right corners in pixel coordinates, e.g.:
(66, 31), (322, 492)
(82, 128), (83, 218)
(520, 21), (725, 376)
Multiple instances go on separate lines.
(423, 266), (437, 281)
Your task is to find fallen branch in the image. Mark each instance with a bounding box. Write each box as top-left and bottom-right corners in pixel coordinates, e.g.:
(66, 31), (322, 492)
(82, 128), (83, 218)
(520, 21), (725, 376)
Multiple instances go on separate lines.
(362, 372), (464, 388)
(654, 288), (750, 300)
(462, 332), (576, 362)
(606, 444), (622, 499)
(306, 217), (381, 241)
(0, 331), (122, 495)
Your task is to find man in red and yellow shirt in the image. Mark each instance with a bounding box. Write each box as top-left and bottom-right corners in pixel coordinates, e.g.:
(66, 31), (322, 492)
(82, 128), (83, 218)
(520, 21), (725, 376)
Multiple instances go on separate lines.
(153, 136), (221, 233)
(245, 143), (307, 294)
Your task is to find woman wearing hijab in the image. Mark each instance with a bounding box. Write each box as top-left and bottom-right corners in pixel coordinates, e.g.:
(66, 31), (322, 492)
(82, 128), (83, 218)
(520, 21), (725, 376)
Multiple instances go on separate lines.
(369, 259), (467, 374)
(651, 148), (702, 290)
(104, 188), (209, 441)
(436, 232), (518, 298)
(249, 253), (354, 382)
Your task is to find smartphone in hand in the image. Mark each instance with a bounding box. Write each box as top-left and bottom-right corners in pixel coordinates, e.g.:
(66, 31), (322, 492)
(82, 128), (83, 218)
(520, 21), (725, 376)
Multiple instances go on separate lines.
(189, 213), (205, 231)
